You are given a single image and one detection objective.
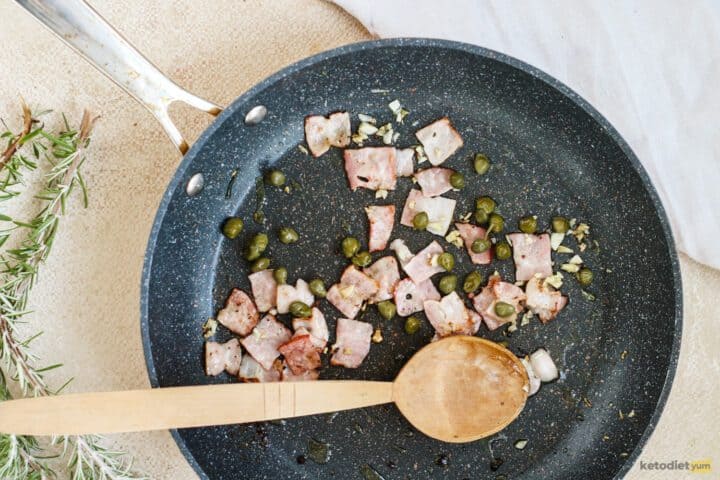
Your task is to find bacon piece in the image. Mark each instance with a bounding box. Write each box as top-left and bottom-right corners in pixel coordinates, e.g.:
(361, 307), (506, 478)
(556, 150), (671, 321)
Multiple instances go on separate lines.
(248, 269), (277, 312)
(402, 240), (445, 284)
(473, 274), (527, 330)
(395, 148), (415, 177)
(525, 277), (568, 323)
(344, 147), (397, 191)
(327, 266), (380, 319)
(216, 288), (259, 336)
(389, 238), (414, 266)
(292, 307), (329, 350)
(278, 333), (321, 375)
(424, 292), (480, 338)
(331, 318), (373, 368)
(400, 189), (456, 236)
(364, 256), (401, 303)
(240, 315), (292, 370)
(281, 365), (320, 382)
(394, 277), (441, 317)
(365, 205), (395, 252)
(304, 112), (351, 157)
(276, 279), (314, 314)
(507, 233), (553, 281)
(238, 356), (282, 383)
(414, 168), (454, 197)
(204, 338), (242, 376)
(455, 222), (492, 264)
(414, 117), (463, 166)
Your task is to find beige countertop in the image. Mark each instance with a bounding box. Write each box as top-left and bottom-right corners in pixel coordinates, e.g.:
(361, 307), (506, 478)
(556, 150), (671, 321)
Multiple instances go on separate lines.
(0, 1), (717, 478)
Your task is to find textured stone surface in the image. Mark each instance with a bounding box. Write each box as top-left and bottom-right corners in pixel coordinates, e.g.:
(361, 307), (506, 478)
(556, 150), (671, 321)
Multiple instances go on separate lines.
(0, 1), (716, 479)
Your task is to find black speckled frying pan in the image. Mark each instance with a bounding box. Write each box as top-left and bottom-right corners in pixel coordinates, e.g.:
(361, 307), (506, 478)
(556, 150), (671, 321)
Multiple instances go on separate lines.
(20, 2), (681, 479)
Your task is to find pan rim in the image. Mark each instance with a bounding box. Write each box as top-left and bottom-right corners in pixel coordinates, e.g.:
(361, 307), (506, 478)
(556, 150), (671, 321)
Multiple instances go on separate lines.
(139, 37), (682, 480)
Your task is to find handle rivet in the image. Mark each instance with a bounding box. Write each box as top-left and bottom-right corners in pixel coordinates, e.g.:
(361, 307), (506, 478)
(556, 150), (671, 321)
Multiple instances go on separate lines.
(245, 105), (267, 125)
(186, 173), (205, 196)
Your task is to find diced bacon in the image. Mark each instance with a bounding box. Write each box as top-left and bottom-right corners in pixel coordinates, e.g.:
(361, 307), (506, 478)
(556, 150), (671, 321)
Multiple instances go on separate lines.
(394, 277), (441, 317)
(364, 256), (401, 303)
(344, 147), (397, 191)
(455, 222), (492, 265)
(216, 288), (259, 336)
(365, 205), (395, 252)
(389, 238), (414, 266)
(240, 315), (292, 370)
(326, 266), (380, 319)
(281, 364), (320, 382)
(304, 112), (351, 157)
(414, 168), (454, 197)
(400, 189), (456, 236)
(395, 148), (415, 177)
(507, 233), (553, 281)
(402, 240), (445, 283)
(249, 270), (277, 312)
(331, 318), (373, 368)
(414, 117), (463, 166)
(238, 356), (281, 383)
(204, 338), (242, 376)
(473, 274), (527, 330)
(278, 334), (321, 375)
(292, 307), (329, 349)
(424, 292), (480, 338)
(276, 279), (314, 314)
(525, 277), (568, 323)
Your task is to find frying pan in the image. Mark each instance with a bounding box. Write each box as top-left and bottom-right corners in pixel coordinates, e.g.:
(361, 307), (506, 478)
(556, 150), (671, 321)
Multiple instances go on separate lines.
(18, 1), (682, 479)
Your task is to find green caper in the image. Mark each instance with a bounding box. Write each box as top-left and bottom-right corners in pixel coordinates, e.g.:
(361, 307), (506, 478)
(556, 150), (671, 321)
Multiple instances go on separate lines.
(474, 209), (489, 225)
(476, 196), (496, 214)
(495, 241), (512, 260)
(576, 267), (594, 286)
(265, 169), (286, 187)
(278, 227), (299, 244)
(273, 267), (287, 284)
(404, 316), (422, 334)
(438, 274), (457, 295)
(488, 213), (504, 233)
(252, 233), (269, 250)
(309, 278), (327, 298)
(471, 238), (491, 253)
(437, 252), (455, 271)
(352, 251), (372, 267)
(494, 301), (515, 318)
(289, 301), (312, 318)
(474, 153), (491, 174)
(463, 271), (483, 293)
(244, 244), (262, 261)
(222, 217), (244, 239)
(449, 171), (465, 189)
(251, 257), (270, 272)
(518, 215), (537, 234)
(552, 216), (570, 233)
(341, 236), (360, 258)
(377, 300), (396, 320)
(413, 211), (429, 230)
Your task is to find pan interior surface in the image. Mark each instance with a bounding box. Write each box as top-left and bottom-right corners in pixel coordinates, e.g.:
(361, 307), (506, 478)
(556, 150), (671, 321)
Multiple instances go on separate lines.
(141, 39), (680, 480)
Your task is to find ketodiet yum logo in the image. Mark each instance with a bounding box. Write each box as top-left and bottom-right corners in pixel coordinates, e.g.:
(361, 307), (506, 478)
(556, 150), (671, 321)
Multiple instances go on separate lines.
(639, 458), (712, 474)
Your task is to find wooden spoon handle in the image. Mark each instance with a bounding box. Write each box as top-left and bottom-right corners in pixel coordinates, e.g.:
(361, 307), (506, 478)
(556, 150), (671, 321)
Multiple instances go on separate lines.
(0, 381), (394, 436)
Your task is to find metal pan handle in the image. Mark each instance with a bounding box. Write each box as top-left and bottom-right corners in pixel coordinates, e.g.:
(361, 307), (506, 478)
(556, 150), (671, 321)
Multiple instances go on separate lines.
(14, 0), (223, 154)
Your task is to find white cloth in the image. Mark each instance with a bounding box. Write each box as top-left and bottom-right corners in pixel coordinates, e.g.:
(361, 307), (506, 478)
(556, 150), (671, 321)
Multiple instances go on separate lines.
(335, 0), (720, 269)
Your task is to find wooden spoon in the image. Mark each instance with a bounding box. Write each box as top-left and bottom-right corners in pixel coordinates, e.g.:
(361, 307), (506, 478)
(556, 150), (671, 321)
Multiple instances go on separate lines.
(0, 336), (528, 442)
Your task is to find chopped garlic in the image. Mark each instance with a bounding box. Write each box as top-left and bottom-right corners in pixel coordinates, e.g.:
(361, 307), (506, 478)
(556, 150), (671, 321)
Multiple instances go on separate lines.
(351, 132), (367, 145)
(396, 108), (409, 123)
(544, 272), (564, 289)
(568, 255), (583, 265)
(339, 285), (356, 298)
(560, 263), (580, 273)
(459, 211), (473, 223)
(358, 122), (378, 135)
(573, 223), (590, 242)
(370, 88), (390, 94)
(445, 230), (463, 248)
(202, 318), (218, 339)
(358, 113), (376, 124)
(382, 130), (394, 145)
(557, 245), (574, 254)
(388, 99), (402, 112)
(372, 328), (383, 344)
(392, 131), (400, 143)
(550, 232), (565, 251)
(514, 439), (528, 450)
(375, 189), (388, 199)
(521, 311), (533, 326)
(297, 144), (309, 155)
(507, 319), (518, 333)
(376, 123), (392, 136)
(415, 145), (428, 163)
(429, 253), (440, 267)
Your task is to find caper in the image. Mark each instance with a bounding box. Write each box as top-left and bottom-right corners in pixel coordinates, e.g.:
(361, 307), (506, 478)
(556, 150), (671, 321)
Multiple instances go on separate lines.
(251, 257), (270, 272)
(473, 153), (491, 175)
(352, 251), (372, 267)
(576, 267), (594, 286)
(471, 238), (491, 253)
(309, 278), (327, 298)
(244, 244), (262, 261)
(377, 300), (396, 320)
(552, 216), (570, 233)
(404, 316), (421, 335)
(252, 233), (269, 250)
(476, 196), (496, 214)
(413, 211), (429, 230)
(265, 169), (286, 187)
(495, 241), (512, 260)
(273, 267), (287, 284)
(222, 217), (244, 239)
(289, 301), (312, 318)
(463, 271), (483, 293)
(438, 274), (457, 295)
(437, 252), (455, 271)
(488, 213), (504, 233)
(474, 209), (489, 225)
(278, 227), (299, 244)
(449, 171), (465, 189)
(494, 301), (515, 318)
(341, 236), (360, 258)
(518, 215), (537, 234)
